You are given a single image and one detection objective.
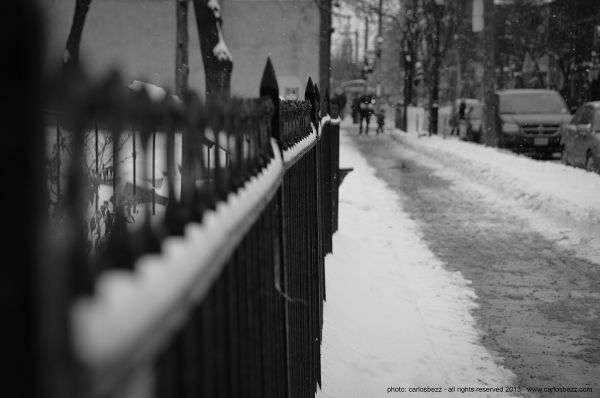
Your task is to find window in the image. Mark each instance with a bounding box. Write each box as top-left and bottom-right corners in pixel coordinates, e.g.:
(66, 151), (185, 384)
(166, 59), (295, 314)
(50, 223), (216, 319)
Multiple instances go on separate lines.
(499, 92), (569, 114)
(284, 87), (299, 101)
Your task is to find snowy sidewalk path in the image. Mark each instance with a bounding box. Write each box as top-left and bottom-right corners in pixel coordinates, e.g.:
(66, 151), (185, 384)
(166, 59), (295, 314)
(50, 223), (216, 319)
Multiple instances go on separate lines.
(316, 131), (517, 398)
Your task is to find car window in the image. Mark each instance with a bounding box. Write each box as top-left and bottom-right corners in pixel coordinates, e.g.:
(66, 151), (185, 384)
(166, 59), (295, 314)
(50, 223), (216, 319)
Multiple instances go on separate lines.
(499, 92), (569, 114)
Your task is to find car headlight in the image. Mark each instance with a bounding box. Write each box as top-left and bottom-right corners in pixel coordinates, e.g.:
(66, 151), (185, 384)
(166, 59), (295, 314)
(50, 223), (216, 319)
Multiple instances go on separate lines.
(502, 122), (520, 134)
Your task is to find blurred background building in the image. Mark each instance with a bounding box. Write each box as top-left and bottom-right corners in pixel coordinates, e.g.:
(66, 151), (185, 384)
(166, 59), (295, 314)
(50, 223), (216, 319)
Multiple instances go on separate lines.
(42, 0), (320, 99)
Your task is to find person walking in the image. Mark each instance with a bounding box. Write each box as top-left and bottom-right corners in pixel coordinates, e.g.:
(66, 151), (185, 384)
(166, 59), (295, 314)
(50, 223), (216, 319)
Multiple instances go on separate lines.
(376, 107), (386, 134)
(451, 98), (467, 136)
(358, 93), (375, 135)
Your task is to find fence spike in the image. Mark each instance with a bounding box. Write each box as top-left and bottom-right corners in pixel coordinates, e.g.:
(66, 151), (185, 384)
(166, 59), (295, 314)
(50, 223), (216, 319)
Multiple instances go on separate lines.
(260, 58), (281, 143)
(260, 57), (279, 99)
(305, 78), (317, 131)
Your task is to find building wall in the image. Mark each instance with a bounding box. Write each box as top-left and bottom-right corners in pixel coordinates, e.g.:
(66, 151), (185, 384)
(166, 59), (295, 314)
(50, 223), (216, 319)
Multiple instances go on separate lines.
(221, 0), (320, 99)
(41, 0), (200, 92)
(41, 0), (320, 99)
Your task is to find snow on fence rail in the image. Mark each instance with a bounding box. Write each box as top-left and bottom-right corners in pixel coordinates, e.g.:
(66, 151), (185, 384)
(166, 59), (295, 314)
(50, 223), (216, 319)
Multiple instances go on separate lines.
(23, 58), (340, 398)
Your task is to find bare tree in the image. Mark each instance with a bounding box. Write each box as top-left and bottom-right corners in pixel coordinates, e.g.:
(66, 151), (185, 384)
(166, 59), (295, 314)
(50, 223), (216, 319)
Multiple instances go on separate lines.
(398, 3), (424, 130)
(495, 0), (550, 88)
(191, 0), (233, 100)
(420, 0), (460, 135)
(47, 128), (131, 210)
(63, 0), (92, 72)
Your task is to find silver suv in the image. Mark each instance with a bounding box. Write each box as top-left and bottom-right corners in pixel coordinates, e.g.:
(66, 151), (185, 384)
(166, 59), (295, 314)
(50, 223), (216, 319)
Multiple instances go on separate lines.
(495, 89), (571, 155)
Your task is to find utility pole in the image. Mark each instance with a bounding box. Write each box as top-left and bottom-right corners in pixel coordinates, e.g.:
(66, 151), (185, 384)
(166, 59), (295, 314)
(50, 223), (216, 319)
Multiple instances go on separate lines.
(175, 0), (189, 96)
(482, 0), (497, 146)
(456, 39), (462, 100)
(429, 2), (442, 135)
(378, 0), (383, 38)
(364, 17), (369, 60)
(319, 0), (333, 107)
(376, 0), (383, 97)
(355, 30), (359, 64)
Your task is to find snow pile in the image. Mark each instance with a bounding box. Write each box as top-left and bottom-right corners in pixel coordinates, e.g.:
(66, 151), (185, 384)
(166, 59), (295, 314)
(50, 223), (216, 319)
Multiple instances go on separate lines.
(317, 132), (516, 398)
(72, 140), (283, 366)
(392, 130), (600, 238)
(128, 80), (182, 104)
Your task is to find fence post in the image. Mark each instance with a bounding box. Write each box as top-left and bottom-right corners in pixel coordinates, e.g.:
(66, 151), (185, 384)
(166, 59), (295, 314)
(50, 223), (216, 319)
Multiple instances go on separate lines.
(260, 58), (280, 145)
(260, 57), (292, 398)
(330, 121), (340, 233)
(306, 77), (324, 387)
(2, 2), (67, 398)
(314, 84), (321, 121)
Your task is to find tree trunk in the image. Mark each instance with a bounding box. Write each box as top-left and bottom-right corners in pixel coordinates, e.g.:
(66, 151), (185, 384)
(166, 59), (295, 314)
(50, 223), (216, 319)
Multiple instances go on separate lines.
(175, 0), (189, 97)
(429, 8), (441, 136)
(192, 0), (233, 100)
(319, 0), (333, 112)
(63, 0), (92, 72)
(482, 0), (497, 146)
(402, 49), (413, 131)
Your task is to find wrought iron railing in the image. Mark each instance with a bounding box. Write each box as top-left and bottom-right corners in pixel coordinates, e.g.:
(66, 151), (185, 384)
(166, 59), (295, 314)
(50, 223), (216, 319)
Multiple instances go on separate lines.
(21, 48), (341, 398)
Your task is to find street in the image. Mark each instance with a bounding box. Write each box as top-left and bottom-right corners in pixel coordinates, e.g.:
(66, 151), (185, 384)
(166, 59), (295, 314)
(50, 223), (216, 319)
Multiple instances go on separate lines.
(343, 123), (600, 396)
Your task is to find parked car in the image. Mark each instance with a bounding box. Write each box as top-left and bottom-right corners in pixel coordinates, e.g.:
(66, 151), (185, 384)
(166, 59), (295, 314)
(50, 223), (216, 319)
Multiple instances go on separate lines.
(495, 89), (571, 155)
(559, 101), (600, 172)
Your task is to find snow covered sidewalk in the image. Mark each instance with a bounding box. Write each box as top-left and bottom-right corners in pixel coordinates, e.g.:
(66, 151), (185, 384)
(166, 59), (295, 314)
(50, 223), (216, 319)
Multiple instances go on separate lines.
(316, 132), (517, 398)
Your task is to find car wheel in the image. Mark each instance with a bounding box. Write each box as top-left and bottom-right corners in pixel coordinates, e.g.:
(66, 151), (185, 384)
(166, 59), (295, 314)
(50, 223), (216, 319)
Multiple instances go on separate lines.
(586, 152), (595, 172)
(560, 147), (569, 165)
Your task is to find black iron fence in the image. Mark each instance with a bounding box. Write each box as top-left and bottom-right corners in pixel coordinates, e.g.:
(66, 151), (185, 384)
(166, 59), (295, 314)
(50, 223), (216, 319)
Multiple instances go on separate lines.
(11, 20), (341, 395)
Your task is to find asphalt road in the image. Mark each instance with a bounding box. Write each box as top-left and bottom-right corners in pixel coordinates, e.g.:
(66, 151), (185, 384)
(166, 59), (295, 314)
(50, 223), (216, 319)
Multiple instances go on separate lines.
(344, 125), (600, 397)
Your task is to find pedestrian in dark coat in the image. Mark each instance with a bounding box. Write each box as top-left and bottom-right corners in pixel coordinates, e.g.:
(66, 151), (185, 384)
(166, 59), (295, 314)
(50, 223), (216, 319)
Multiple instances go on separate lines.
(358, 94), (375, 135)
(376, 107), (386, 134)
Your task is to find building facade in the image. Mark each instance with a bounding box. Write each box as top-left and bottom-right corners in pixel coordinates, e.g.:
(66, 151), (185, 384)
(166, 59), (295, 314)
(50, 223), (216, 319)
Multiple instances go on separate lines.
(42, 0), (320, 99)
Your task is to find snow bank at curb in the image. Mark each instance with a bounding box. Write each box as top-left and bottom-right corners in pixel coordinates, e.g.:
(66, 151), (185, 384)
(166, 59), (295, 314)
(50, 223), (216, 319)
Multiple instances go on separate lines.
(317, 133), (517, 397)
(393, 130), (600, 239)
